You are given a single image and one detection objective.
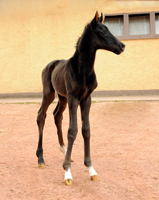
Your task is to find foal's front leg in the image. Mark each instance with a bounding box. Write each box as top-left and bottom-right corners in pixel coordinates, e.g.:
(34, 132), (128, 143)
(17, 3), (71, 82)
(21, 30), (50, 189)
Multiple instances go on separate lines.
(63, 97), (78, 185)
(80, 96), (98, 181)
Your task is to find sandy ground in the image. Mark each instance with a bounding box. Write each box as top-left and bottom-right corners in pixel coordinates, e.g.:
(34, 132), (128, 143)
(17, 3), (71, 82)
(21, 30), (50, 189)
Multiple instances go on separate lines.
(0, 101), (159, 200)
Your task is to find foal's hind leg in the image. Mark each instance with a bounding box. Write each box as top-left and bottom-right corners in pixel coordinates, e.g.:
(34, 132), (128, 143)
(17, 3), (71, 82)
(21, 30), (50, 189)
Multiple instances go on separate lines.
(80, 96), (98, 181)
(36, 92), (55, 168)
(53, 95), (67, 155)
(54, 95), (74, 162)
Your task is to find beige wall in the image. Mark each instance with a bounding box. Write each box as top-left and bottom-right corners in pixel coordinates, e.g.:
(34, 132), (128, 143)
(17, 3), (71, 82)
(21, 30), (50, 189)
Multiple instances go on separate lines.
(0, 0), (159, 94)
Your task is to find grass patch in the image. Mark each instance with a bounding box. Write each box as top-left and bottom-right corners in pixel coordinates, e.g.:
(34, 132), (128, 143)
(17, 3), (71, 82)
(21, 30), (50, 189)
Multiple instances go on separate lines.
(91, 101), (98, 103)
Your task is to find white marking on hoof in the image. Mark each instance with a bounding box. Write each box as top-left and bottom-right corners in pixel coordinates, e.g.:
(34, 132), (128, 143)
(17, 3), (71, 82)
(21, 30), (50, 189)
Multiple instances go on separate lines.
(88, 166), (97, 177)
(59, 145), (67, 156)
(64, 168), (73, 180)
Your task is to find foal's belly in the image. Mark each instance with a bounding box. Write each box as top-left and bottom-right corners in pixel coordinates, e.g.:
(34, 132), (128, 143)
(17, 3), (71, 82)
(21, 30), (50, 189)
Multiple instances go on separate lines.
(51, 60), (67, 97)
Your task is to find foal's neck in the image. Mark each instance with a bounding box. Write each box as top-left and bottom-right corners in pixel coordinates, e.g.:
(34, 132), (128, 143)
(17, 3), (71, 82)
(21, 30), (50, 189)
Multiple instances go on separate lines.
(74, 25), (97, 75)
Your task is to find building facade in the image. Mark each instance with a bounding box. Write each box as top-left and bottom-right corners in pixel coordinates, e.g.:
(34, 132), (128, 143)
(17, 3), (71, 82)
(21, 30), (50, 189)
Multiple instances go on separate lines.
(0, 0), (159, 95)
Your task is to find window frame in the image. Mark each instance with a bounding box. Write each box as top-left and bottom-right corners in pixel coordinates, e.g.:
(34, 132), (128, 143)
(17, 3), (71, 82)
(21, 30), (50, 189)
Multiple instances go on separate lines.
(104, 11), (159, 40)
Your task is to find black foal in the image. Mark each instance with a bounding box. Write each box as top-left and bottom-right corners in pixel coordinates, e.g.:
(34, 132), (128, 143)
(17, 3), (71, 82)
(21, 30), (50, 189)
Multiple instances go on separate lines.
(36, 11), (125, 185)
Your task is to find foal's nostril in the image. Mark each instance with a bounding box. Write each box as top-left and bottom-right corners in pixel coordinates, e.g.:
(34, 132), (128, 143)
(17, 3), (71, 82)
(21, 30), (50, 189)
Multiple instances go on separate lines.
(120, 43), (125, 51)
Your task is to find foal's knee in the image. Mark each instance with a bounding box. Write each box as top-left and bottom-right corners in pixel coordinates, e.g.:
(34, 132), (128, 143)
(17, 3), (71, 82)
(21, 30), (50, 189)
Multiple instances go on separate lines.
(82, 126), (90, 139)
(68, 127), (78, 142)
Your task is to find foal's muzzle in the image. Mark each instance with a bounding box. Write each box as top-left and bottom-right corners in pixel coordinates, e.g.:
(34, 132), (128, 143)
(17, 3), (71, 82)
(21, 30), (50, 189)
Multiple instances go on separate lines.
(115, 42), (125, 55)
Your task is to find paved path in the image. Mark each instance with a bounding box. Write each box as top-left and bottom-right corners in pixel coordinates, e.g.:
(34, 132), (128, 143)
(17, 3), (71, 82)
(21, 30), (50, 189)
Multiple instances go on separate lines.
(1, 95), (159, 103)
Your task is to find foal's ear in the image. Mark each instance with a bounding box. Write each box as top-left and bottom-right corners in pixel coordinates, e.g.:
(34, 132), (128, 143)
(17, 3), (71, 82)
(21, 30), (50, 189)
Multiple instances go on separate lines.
(91, 11), (99, 26)
(99, 13), (103, 23)
(95, 11), (99, 22)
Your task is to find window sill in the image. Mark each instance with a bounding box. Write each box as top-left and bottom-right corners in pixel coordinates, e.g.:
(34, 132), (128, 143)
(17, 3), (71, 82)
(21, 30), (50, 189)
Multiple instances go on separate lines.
(117, 34), (159, 40)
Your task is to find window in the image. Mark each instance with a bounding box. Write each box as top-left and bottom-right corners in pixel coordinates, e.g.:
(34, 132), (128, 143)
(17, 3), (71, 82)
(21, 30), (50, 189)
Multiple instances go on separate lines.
(155, 13), (159, 34)
(129, 14), (150, 36)
(104, 12), (159, 40)
(104, 15), (124, 36)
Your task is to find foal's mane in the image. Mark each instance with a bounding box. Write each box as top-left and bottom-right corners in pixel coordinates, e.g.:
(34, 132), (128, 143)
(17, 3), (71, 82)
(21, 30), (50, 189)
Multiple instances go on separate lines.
(76, 37), (81, 48)
(75, 23), (92, 49)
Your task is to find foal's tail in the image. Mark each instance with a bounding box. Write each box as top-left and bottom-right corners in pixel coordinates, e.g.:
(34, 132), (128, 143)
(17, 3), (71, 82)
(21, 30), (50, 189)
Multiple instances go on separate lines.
(41, 60), (60, 98)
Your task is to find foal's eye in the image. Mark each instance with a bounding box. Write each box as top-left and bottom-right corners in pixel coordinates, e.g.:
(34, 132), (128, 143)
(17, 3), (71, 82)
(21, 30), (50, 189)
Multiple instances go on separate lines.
(103, 31), (107, 36)
(97, 31), (106, 38)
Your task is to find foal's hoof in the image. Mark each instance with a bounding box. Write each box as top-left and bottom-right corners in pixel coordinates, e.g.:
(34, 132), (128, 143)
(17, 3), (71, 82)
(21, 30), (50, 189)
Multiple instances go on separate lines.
(38, 163), (45, 169)
(70, 156), (74, 162)
(65, 179), (73, 186)
(91, 175), (98, 181)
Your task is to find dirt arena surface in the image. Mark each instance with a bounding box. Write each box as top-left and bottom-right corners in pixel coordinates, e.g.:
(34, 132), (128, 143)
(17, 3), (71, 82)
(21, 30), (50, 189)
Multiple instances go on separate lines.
(0, 101), (159, 200)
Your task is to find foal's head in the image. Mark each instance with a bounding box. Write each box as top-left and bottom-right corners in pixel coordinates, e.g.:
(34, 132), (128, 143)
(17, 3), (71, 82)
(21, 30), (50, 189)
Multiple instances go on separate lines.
(91, 11), (125, 55)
